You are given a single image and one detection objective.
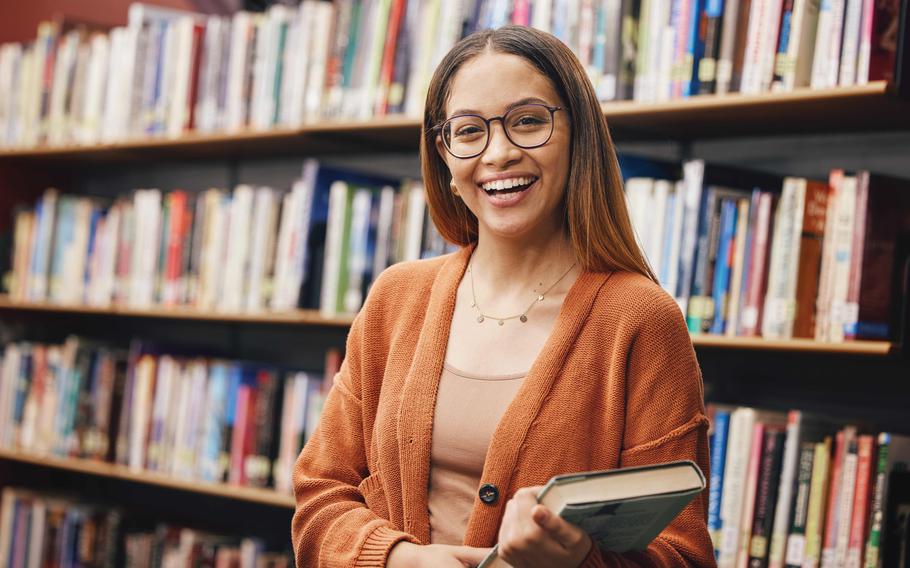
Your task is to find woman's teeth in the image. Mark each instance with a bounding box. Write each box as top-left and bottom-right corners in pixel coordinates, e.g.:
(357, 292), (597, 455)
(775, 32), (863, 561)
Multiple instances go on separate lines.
(480, 176), (538, 195)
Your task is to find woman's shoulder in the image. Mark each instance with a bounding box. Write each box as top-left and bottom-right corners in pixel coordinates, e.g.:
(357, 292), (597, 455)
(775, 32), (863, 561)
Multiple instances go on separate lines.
(362, 250), (464, 318)
(592, 270), (683, 322)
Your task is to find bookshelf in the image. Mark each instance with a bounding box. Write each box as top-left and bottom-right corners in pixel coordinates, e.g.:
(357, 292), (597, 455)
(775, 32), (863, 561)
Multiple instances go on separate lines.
(0, 448), (295, 509)
(0, 294), (896, 355)
(1, 1), (909, 564)
(0, 82), (906, 165)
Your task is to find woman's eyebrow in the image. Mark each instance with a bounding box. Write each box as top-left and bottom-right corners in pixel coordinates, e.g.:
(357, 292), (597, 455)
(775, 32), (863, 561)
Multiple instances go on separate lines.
(449, 97), (551, 117)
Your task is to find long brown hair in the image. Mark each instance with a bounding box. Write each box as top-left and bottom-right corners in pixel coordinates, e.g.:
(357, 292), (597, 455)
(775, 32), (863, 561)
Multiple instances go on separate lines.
(420, 25), (656, 282)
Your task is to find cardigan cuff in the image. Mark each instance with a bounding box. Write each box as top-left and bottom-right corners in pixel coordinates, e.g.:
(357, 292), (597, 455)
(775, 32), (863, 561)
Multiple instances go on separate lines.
(354, 525), (417, 568)
(578, 543), (608, 568)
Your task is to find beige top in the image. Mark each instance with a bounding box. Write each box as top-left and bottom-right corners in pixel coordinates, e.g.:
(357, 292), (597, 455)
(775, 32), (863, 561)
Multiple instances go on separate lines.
(428, 362), (527, 545)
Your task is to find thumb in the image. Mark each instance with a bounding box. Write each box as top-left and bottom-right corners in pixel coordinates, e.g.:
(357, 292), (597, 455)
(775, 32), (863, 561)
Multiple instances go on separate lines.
(451, 545), (494, 565)
(532, 505), (578, 547)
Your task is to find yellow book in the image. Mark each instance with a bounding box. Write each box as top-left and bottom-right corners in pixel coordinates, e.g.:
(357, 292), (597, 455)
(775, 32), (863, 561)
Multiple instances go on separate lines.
(804, 437), (833, 568)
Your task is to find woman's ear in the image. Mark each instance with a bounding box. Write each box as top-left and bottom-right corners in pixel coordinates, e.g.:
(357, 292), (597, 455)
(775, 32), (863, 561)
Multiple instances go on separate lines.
(435, 134), (449, 164)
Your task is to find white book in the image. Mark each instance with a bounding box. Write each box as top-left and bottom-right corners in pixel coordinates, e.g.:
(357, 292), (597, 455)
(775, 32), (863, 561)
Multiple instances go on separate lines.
(90, 204), (121, 307)
(740, 0), (768, 93)
(371, 186), (397, 282)
(649, 180), (671, 275)
(166, 16), (196, 138)
(656, 19), (676, 102)
(26, 500), (45, 568)
(826, 175), (856, 342)
(169, 362), (193, 476)
(320, 181), (350, 316)
(129, 189), (162, 308)
(225, 11), (254, 132)
(854, 0), (874, 83)
(824, 0), (847, 88)
(625, 177), (655, 259)
(717, 408), (755, 568)
(129, 355), (156, 471)
(305, 1), (335, 121)
(46, 31), (78, 146)
(664, 180), (686, 298)
(403, 182), (427, 262)
(282, 2), (316, 127)
(245, 187), (279, 312)
(100, 27), (128, 142)
(725, 198), (750, 337)
(810, 0), (836, 88)
(0, 346), (21, 446)
(675, 161), (705, 314)
(220, 185), (254, 312)
(272, 159), (318, 311)
(345, 189), (374, 314)
(147, 355), (173, 471)
(404, 0), (442, 117)
(195, 16), (224, 133)
(249, 9), (275, 131)
(79, 34), (109, 145)
(196, 189), (227, 310)
(532, 0), (554, 31)
(777, 0), (820, 90)
(60, 199), (93, 305)
(762, 178), (806, 339)
(757, 0), (785, 92)
(837, 0), (863, 85)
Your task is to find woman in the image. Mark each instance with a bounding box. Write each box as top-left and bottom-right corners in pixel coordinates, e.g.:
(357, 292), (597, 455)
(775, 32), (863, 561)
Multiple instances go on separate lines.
(292, 25), (714, 568)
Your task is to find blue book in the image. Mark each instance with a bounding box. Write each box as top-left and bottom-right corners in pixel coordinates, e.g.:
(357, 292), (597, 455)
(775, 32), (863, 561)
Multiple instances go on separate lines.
(683, 0), (708, 96)
(617, 153), (680, 181)
(201, 362), (229, 482)
(219, 363), (242, 481)
(708, 408), (731, 557)
(709, 199), (737, 334)
(659, 191), (678, 291)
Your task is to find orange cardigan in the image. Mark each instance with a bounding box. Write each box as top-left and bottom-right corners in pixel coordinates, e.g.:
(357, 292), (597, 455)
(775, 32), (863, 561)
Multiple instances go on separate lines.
(292, 246), (716, 568)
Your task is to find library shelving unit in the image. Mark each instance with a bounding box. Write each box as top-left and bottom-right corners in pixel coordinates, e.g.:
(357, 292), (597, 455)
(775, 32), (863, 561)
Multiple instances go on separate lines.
(2, 83), (910, 552)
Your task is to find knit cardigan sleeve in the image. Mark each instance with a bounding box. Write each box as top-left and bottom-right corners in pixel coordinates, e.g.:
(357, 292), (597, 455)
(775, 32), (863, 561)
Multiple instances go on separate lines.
(291, 308), (418, 568)
(581, 292), (716, 568)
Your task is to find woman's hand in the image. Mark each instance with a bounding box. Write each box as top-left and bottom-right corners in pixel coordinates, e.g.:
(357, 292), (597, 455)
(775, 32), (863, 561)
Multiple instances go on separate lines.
(497, 486), (593, 568)
(387, 541), (492, 568)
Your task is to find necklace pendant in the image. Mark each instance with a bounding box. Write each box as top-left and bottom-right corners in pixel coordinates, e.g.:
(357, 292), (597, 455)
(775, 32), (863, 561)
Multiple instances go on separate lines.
(498, 320), (504, 326)
(537, 295), (544, 302)
(520, 314), (528, 323)
(477, 315), (484, 323)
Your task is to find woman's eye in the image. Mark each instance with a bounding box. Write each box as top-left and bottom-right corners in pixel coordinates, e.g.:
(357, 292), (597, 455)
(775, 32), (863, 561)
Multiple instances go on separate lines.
(455, 126), (483, 137)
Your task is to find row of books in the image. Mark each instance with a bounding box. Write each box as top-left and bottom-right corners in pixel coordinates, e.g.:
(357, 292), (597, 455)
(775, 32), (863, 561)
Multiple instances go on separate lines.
(706, 405), (910, 568)
(0, 487), (289, 567)
(1, 0), (905, 149)
(624, 159), (910, 342)
(5, 159), (449, 315)
(0, 336), (342, 495)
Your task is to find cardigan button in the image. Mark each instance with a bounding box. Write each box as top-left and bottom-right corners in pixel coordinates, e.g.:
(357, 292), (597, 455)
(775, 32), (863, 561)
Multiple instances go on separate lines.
(478, 483), (499, 504)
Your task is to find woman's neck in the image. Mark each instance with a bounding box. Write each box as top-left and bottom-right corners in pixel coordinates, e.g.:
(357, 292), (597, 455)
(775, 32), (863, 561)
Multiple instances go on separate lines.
(470, 230), (578, 301)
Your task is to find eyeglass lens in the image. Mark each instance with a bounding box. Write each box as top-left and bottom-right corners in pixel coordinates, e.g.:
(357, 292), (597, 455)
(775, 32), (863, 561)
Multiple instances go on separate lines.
(442, 104), (555, 158)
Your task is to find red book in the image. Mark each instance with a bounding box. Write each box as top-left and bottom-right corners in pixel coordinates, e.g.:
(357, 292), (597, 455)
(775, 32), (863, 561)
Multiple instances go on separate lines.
(512, 0), (532, 24)
(793, 180), (829, 338)
(375, 0), (407, 116)
(844, 172), (870, 339)
(822, 427), (857, 565)
(846, 435), (875, 566)
(229, 383), (251, 485)
(164, 191), (187, 307)
(740, 191), (774, 336)
(186, 21), (205, 131)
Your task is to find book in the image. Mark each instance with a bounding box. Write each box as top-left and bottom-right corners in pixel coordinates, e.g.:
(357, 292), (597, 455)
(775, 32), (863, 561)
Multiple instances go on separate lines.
(478, 461), (706, 567)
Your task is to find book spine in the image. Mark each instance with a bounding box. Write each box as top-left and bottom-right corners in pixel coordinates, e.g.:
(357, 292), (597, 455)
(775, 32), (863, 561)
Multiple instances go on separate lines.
(803, 437), (832, 568)
(749, 428), (787, 567)
(842, 171), (869, 339)
(845, 435), (874, 568)
(863, 433), (889, 568)
(792, 180), (829, 338)
(710, 409), (732, 552)
(783, 442), (817, 567)
(769, 410), (804, 568)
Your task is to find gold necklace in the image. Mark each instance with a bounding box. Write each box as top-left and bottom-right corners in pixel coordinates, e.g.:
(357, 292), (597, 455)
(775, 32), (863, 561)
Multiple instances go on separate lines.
(468, 258), (577, 326)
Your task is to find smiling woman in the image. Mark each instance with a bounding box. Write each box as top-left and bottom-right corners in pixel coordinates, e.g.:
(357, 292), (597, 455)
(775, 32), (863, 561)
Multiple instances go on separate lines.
(292, 25), (715, 568)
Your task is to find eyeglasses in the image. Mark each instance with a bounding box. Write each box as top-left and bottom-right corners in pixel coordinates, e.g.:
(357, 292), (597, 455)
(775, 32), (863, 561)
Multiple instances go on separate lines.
(435, 103), (564, 159)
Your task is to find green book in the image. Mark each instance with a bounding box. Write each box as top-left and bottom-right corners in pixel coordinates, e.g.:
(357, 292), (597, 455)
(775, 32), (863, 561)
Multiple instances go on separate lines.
(479, 461), (706, 568)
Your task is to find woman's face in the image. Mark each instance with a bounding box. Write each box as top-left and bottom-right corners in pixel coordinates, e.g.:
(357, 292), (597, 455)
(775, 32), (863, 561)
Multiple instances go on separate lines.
(437, 51), (571, 243)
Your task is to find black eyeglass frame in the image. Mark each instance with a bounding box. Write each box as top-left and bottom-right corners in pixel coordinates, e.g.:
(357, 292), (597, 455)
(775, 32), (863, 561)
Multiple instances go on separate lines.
(432, 104), (565, 159)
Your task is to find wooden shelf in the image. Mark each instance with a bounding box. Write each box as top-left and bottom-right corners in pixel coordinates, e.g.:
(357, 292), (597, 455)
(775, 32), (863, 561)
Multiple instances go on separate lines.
(0, 295), (894, 355)
(0, 295), (354, 327)
(690, 334), (894, 355)
(0, 83), (905, 164)
(0, 448), (295, 509)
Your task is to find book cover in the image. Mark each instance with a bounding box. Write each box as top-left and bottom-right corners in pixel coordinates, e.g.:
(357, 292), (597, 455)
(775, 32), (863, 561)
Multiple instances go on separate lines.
(479, 461), (706, 567)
